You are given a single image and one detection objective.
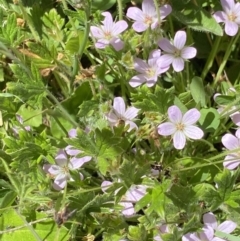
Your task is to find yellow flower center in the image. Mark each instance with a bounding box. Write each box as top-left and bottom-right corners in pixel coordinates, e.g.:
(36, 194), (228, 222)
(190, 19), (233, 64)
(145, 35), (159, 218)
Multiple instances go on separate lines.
(228, 13), (237, 22)
(146, 68), (155, 78)
(104, 31), (112, 40)
(176, 122), (185, 131)
(174, 49), (181, 57)
(144, 15), (153, 25)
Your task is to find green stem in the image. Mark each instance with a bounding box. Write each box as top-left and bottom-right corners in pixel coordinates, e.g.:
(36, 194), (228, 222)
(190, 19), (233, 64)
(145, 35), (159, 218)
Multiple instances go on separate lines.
(117, 0), (123, 20)
(153, 0), (161, 27)
(46, 90), (79, 128)
(214, 32), (240, 86)
(201, 36), (221, 81)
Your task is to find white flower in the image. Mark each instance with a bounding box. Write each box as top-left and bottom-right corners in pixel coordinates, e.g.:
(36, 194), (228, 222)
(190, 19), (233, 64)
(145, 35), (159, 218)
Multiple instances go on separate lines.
(106, 97), (139, 132)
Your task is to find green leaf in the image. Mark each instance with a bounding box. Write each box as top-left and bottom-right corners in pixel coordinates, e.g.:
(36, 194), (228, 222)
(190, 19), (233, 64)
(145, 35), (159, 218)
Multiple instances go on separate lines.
(0, 209), (70, 241)
(171, 0), (223, 35)
(66, 32), (84, 54)
(2, 13), (18, 45)
(190, 76), (206, 106)
(214, 95), (236, 106)
(92, 0), (117, 11)
(214, 169), (234, 202)
(0, 189), (17, 209)
(198, 108), (220, 133)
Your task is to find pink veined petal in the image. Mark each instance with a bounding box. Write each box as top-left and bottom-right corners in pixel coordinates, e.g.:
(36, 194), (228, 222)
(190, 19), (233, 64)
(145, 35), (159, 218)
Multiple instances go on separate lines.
(236, 128), (240, 138)
(158, 122), (176, 136)
(168, 105), (182, 123)
(129, 74), (147, 87)
(157, 54), (174, 67)
(221, 0), (235, 12)
(174, 31), (186, 49)
(199, 226), (214, 241)
(43, 164), (54, 174)
(223, 158), (240, 169)
(54, 173), (67, 190)
(172, 57), (185, 72)
(90, 26), (104, 38)
(95, 40), (109, 49)
(181, 47), (197, 59)
(132, 21), (148, 32)
(134, 58), (149, 73)
(142, 0), (156, 16)
(124, 107), (139, 120)
(126, 185), (146, 202)
(125, 120), (138, 132)
(213, 11), (227, 23)
(146, 79), (157, 87)
(203, 212), (218, 230)
(173, 131), (186, 149)
(147, 57), (159, 69)
(121, 202), (135, 216)
(159, 224), (169, 233)
(111, 20), (128, 35)
(65, 145), (81, 156)
(184, 125), (204, 140)
(47, 165), (62, 176)
(221, 133), (240, 150)
(102, 12), (114, 33)
(233, 2), (240, 14)
(106, 111), (118, 125)
(182, 108), (201, 125)
(110, 38), (124, 51)
(158, 38), (175, 53)
(101, 181), (113, 192)
(113, 97), (126, 117)
(217, 220), (237, 233)
(160, 4), (172, 19)
(55, 150), (68, 166)
(70, 156), (92, 169)
(149, 49), (161, 59)
(127, 7), (145, 21)
(182, 233), (199, 241)
(225, 20), (239, 36)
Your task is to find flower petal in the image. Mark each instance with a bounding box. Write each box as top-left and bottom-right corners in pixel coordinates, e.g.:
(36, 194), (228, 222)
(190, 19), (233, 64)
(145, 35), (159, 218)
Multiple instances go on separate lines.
(134, 58), (149, 73)
(158, 38), (175, 53)
(222, 133), (240, 150)
(223, 158), (240, 169)
(158, 122), (176, 136)
(124, 107), (139, 120)
(65, 145), (81, 156)
(157, 54), (174, 67)
(129, 74), (146, 87)
(111, 20), (128, 35)
(203, 212), (218, 230)
(101, 181), (113, 192)
(217, 220), (237, 233)
(174, 31), (186, 49)
(121, 202), (135, 216)
(106, 111), (118, 125)
(132, 21), (148, 32)
(221, 0), (235, 12)
(184, 126), (204, 140)
(213, 11), (227, 23)
(225, 20), (239, 36)
(160, 4), (172, 19)
(90, 26), (104, 38)
(126, 185), (146, 202)
(113, 97), (126, 117)
(55, 150), (68, 166)
(181, 47), (197, 59)
(142, 0), (156, 16)
(149, 49), (161, 59)
(70, 156), (92, 169)
(53, 173), (67, 190)
(68, 128), (77, 138)
(173, 131), (186, 149)
(95, 40), (108, 49)
(182, 108), (201, 125)
(125, 120), (138, 132)
(127, 7), (145, 21)
(168, 105), (182, 123)
(172, 57), (185, 72)
(110, 38), (124, 51)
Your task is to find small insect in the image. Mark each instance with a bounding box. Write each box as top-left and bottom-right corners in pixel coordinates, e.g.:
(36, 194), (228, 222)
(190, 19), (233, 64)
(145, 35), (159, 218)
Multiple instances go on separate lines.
(54, 207), (77, 227)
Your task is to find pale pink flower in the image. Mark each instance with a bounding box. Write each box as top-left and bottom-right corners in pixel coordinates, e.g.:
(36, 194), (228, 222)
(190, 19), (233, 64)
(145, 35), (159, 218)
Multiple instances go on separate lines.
(129, 50), (169, 88)
(12, 114), (31, 134)
(154, 225), (169, 241)
(182, 226), (216, 241)
(203, 212), (237, 235)
(158, 105), (204, 150)
(43, 150), (91, 190)
(90, 12), (128, 51)
(106, 97), (139, 132)
(126, 0), (172, 32)
(158, 31), (197, 72)
(213, 0), (240, 36)
(221, 129), (240, 169)
(101, 181), (147, 216)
